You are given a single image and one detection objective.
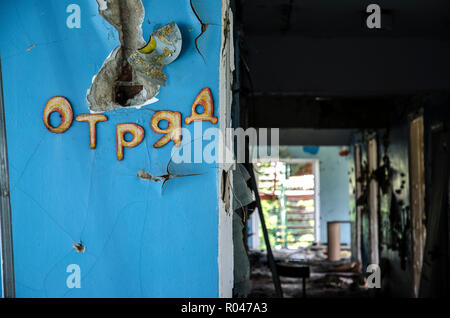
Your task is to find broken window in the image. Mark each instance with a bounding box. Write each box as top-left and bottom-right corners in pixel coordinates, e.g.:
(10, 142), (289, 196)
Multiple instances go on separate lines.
(256, 161), (317, 249)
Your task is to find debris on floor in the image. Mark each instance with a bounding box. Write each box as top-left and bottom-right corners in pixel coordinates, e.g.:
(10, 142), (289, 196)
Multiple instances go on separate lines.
(248, 245), (373, 298)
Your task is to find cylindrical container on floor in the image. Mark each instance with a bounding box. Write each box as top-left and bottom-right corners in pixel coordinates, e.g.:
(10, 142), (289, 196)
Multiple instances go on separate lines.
(327, 221), (340, 261)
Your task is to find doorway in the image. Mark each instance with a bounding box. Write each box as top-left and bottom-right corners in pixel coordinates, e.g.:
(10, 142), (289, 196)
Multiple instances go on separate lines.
(254, 159), (320, 250)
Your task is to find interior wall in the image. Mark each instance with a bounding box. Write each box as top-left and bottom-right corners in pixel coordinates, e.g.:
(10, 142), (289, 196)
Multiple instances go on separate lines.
(279, 146), (351, 245)
(377, 125), (414, 297)
(420, 96), (450, 297)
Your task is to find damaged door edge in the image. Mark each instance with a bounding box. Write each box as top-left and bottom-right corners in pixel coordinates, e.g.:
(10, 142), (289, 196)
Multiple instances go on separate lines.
(218, 0), (234, 298)
(0, 57), (16, 298)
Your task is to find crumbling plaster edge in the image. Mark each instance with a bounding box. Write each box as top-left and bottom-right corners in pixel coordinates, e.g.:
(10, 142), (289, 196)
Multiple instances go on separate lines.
(218, 0), (234, 298)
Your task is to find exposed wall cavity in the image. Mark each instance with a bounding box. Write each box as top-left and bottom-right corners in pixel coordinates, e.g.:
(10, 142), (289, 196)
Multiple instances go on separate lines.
(87, 0), (159, 112)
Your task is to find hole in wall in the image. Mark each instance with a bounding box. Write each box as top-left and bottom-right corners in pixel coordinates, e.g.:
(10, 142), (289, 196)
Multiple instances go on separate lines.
(87, 0), (159, 112)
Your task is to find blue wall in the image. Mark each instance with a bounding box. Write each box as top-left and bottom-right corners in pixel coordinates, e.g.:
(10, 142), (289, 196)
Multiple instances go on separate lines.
(0, 0), (222, 297)
(280, 146), (351, 245)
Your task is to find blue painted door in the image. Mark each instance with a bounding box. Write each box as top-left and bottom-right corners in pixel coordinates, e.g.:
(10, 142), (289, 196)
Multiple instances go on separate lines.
(0, 0), (222, 297)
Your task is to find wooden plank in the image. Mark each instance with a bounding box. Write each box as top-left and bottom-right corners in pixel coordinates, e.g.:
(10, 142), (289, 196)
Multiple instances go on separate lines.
(287, 225), (315, 230)
(289, 232), (315, 236)
(286, 208), (308, 212)
(287, 211), (314, 215)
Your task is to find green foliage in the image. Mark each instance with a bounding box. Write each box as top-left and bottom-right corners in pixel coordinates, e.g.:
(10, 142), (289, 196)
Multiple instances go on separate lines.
(256, 162), (315, 250)
(259, 199), (280, 249)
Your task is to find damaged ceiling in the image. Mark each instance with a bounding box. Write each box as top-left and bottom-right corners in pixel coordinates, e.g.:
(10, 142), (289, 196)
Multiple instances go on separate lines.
(236, 0), (450, 144)
(237, 0), (450, 94)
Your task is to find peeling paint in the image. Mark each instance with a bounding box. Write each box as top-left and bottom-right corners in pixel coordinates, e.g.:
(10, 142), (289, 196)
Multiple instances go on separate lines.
(190, 0), (209, 61)
(128, 22), (182, 87)
(137, 169), (163, 182)
(97, 0), (107, 11)
(87, 0), (159, 112)
(137, 164), (202, 194)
